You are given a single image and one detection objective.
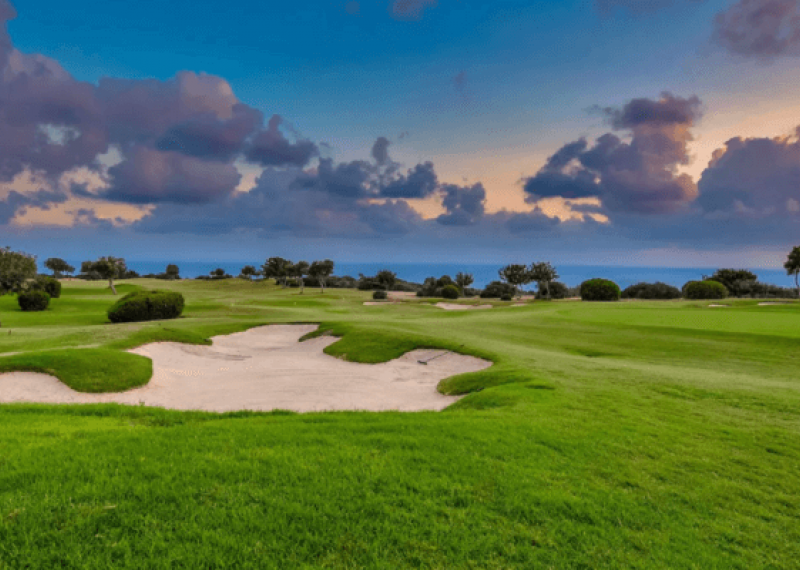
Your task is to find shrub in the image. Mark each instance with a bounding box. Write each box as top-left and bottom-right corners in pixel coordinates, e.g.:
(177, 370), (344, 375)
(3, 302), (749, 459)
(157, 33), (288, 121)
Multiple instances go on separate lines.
(441, 284), (460, 299)
(372, 290), (388, 300)
(535, 281), (575, 299)
(621, 281), (681, 300)
(18, 290), (50, 311)
(107, 290), (185, 323)
(31, 276), (62, 299)
(683, 280), (728, 300)
(580, 278), (621, 301)
(500, 294), (512, 302)
(480, 281), (517, 299)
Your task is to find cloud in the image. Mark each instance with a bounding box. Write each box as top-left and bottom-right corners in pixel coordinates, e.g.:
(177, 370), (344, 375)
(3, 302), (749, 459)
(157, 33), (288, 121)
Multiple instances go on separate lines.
(0, 188), (67, 223)
(697, 127), (800, 217)
(453, 71), (467, 92)
(713, 0), (800, 59)
(345, 1), (360, 15)
(391, 0), (437, 20)
(380, 162), (438, 198)
(244, 115), (318, 167)
(436, 183), (486, 226)
(371, 136), (391, 165)
(523, 93), (702, 214)
(101, 147), (241, 204)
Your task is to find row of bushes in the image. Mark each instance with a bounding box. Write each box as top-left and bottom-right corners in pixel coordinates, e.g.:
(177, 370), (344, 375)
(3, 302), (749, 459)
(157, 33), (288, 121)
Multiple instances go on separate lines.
(16, 277), (62, 312)
(580, 279), (729, 301)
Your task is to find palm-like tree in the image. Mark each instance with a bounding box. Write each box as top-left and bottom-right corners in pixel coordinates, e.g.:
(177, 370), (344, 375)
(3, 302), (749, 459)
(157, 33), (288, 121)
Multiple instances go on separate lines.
(785, 246), (800, 297)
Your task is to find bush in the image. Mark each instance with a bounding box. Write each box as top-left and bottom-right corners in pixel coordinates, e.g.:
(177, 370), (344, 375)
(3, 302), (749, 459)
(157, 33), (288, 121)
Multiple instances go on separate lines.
(621, 281), (681, 300)
(107, 290), (185, 323)
(441, 284), (459, 299)
(500, 294), (512, 301)
(480, 281), (517, 299)
(580, 278), (621, 301)
(18, 290), (50, 311)
(372, 290), (387, 300)
(534, 281), (576, 299)
(32, 276), (62, 299)
(683, 280), (728, 300)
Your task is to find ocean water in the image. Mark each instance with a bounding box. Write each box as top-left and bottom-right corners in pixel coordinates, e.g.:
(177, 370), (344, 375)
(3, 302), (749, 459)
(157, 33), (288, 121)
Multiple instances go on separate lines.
(49, 261), (796, 290)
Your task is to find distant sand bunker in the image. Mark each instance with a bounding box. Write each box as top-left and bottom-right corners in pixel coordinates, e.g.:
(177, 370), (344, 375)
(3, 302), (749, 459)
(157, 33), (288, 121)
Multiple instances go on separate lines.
(435, 303), (493, 311)
(0, 325), (491, 413)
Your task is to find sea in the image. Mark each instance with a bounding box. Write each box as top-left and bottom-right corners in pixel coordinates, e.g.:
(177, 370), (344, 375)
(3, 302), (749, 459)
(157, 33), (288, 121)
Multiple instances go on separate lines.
(49, 261), (797, 290)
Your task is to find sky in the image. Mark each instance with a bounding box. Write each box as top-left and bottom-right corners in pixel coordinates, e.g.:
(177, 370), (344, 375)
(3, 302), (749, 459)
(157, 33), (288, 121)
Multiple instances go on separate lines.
(1, 0), (800, 267)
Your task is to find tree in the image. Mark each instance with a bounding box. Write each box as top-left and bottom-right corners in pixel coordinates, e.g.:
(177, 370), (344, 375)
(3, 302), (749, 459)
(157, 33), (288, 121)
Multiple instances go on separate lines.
(291, 261), (310, 293)
(239, 265), (259, 280)
(376, 269), (397, 291)
(455, 272), (474, 294)
(85, 256), (126, 294)
(0, 247), (37, 295)
(165, 264), (180, 279)
(705, 268), (757, 297)
(498, 264), (530, 298)
(261, 257), (292, 287)
(529, 262), (559, 299)
(309, 260), (335, 293)
(45, 258), (74, 279)
(785, 246), (800, 297)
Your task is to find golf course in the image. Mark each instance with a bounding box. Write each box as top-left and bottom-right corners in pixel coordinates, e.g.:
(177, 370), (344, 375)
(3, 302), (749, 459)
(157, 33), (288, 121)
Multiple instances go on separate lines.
(0, 278), (798, 568)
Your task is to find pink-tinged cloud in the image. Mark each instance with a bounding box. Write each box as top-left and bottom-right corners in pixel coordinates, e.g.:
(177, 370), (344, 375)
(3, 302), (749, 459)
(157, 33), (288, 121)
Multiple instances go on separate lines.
(523, 93), (701, 215)
(102, 147), (241, 204)
(245, 115), (318, 167)
(714, 0), (800, 59)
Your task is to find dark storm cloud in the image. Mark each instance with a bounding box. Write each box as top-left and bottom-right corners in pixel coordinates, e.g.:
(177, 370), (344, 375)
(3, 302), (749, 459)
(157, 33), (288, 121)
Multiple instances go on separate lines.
(713, 0), (800, 59)
(523, 93), (701, 214)
(697, 128), (800, 216)
(391, 0), (437, 20)
(436, 183), (486, 226)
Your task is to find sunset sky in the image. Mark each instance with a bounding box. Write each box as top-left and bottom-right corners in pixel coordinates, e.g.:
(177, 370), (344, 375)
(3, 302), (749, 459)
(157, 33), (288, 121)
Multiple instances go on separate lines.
(2, 0), (800, 266)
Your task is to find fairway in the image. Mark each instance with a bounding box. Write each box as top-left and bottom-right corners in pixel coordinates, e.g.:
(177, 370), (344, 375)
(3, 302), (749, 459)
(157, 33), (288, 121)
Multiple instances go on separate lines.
(1, 279), (799, 568)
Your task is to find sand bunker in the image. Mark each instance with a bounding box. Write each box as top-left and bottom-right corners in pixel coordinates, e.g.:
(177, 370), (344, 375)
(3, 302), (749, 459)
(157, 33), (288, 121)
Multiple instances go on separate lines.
(758, 302), (790, 306)
(708, 304), (730, 308)
(0, 325), (491, 413)
(435, 303), (493, 311)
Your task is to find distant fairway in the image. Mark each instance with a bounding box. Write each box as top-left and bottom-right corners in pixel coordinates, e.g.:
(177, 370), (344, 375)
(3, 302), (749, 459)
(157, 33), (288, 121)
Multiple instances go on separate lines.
(1, 279), (799, 568)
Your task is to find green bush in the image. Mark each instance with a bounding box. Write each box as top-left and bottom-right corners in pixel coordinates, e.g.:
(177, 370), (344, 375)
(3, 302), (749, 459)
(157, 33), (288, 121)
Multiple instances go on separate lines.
(500, 294), (512, 301)
(32, 276), (62, 298)
(107, 290), (185, 323)
(480, 281), (516, 299)
(683, 280), (728, 300)
(372, 290), (388, 300)
(441, 284), (460, 299)
(18, 290), (50, 311)
(580, 278), (621, 301)
(621, 282), (681, 300)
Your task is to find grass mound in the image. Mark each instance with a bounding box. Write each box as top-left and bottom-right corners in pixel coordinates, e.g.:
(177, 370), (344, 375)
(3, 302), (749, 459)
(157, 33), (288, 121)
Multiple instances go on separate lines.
(0, 349), (152, 392)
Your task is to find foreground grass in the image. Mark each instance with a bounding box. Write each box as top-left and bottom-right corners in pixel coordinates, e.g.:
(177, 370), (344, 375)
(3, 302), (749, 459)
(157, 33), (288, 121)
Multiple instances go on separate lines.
(0, 280), (799, 568)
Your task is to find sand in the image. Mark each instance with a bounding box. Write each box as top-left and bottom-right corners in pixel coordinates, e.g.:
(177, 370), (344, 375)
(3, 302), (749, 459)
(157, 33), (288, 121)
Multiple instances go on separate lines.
(708, 304), (730, 308)
(0, 325), (491, 413)
(758, 302), (789, 306)
(435, 303), (493, 311)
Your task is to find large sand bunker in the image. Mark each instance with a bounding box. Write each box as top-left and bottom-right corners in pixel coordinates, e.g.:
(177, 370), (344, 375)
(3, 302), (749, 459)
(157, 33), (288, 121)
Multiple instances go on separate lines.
(0, 325), (491, 413)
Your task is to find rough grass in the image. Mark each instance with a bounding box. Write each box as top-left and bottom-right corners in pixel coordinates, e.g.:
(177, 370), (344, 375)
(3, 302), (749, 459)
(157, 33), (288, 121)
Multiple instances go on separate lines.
(0, 280), (799, 568)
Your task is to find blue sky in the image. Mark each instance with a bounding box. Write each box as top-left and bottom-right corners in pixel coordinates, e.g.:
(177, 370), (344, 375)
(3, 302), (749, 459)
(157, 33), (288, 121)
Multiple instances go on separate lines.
(2, 0), (800, 267)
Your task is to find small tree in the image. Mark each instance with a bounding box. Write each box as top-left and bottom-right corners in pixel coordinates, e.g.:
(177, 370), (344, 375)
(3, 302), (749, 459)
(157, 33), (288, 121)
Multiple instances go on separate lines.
(165, 264), (180, 280)
(498, 264), (530, 298)
(291, 261), (310, 293)
(376, 270), (397, 291)
(86, 256), (127, 294)
(309, 260), (335, 293)
(261, 257), (292, 287)
(705, 268), (757, 297)
(0, 247), (37, 295)
(240, 265), (259, 280)
(45, 258), (74, 279)
(529, 262), (559, 299)
(455, 272), (474, 294)
(785, 245), (800, 297)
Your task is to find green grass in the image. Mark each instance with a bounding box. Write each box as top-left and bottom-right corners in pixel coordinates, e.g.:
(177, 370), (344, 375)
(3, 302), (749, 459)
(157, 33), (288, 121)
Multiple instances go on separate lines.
(1, 280), (799, 568)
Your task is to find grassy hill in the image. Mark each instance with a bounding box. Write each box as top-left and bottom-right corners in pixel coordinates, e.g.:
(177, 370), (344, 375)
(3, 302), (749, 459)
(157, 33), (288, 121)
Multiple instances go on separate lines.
(1, 279), (798, 568)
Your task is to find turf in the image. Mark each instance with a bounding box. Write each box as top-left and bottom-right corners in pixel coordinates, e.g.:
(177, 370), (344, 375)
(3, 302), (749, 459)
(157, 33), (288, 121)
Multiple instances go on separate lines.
(0, 280), (799, 568)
